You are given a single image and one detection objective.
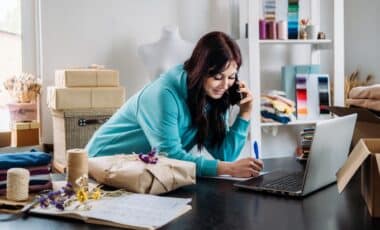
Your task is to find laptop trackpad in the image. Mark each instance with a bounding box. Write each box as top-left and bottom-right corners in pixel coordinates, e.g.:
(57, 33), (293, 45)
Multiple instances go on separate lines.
(240, 171), (291, 186)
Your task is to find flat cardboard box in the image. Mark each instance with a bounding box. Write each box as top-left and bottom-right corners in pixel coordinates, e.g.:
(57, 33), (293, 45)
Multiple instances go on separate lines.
(0, 131), (11, 147)
(47, 86), (125, 110)
(337, 139), (380, 217)
(55, 69), (119, 87)
(328, 106), (380, 145)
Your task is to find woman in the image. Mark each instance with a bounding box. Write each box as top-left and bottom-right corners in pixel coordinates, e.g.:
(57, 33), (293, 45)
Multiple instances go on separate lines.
(86, 31), (263, 177)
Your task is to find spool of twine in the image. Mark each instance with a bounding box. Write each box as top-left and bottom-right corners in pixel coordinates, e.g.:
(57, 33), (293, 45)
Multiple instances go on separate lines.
(67, 149), (88, 190)
(7, 168), (30, 201)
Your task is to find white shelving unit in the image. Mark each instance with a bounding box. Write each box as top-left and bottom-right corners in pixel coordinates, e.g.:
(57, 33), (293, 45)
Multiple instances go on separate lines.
(244, 0), (345, 158)
(259, 39), (331, 45)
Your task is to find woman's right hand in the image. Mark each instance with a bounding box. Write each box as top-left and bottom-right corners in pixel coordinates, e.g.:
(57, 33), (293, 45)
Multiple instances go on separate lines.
(217, 157), (264, 178)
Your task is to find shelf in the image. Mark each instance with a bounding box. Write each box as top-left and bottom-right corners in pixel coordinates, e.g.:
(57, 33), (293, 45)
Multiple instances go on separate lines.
(259, 39), (332, 45)
(261, 119), (321, 127)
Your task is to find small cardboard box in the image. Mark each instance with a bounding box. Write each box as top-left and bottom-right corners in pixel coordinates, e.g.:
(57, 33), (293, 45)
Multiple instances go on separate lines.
(47, 86), (125, 110)
(337, 139), (380, 217)
(7, 103), (37, 122)
(11, 121), (40, 147)
(328, 106), (380, 145)
(55, 68), (119, 87)
(0, 131), (11, 147)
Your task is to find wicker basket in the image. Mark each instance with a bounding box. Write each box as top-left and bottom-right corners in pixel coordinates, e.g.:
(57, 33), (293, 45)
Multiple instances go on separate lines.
(51, 108), (118, 171)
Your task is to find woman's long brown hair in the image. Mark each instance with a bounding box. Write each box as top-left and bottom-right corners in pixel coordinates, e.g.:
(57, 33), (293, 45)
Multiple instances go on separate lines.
(184, 31), (242, 151)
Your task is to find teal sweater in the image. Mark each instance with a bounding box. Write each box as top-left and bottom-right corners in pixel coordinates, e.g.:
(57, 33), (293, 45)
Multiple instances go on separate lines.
(86, 65), (250, 176)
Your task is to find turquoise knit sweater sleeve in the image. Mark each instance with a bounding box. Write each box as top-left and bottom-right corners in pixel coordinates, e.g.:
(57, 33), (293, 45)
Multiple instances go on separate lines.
(205, 116), (250, 161)
(137, 86), (218, 177)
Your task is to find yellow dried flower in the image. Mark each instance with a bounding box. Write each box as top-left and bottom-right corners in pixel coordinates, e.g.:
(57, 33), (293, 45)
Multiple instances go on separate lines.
(91, 188), (102, 200)
(76, 188), (88, 203)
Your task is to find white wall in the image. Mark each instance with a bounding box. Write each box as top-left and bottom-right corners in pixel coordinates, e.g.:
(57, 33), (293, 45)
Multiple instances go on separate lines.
(345, 0), (380, 82)
(40, 0), (179, 143)
(39, 0), (233, 144)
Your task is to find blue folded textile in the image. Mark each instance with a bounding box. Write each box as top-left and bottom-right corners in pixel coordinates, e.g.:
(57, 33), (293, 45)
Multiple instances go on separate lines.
(261, 111), (291, 124)
(0, 151), (52, 170)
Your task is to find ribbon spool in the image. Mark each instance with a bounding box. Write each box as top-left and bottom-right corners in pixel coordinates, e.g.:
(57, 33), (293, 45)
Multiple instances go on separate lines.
(66, 149), (88, 190)
(7, 168), (30, 201)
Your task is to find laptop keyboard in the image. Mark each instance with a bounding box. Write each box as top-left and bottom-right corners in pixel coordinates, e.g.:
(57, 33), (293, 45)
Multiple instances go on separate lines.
(261, 171), (304, 192)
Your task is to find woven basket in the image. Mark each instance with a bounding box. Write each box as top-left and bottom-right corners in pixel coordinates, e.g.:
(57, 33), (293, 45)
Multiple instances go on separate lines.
(51, 108), (118, 171)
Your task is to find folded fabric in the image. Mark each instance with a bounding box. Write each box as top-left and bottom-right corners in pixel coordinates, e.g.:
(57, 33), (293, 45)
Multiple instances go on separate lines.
(261, 110), (291, 124)
(0, 174), (51, 188)
(0, 151), (51, 170)
(264, 94), (296, 107)
(89, 154), (196, 195)
(0, 181), (52, 195)
(0, 164), (51, 181)
(346, 98), (380, 112)
(261, 95), (295, 115)
(349, 84), (380, 100)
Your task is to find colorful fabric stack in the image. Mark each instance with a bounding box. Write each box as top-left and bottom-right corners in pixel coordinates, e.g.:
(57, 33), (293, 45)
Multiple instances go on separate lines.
(261, 91), (296, 124)
(296, 127), (315, 160)
(347, 84), (380, 111)
(295, 73), (330, 120)
(0, 151), (52, 195)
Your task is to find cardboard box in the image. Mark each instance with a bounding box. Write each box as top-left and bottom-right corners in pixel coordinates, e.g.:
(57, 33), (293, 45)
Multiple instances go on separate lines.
(55, 69), (119, 87)
(11, 121), (40, 147)
(47, 87), (125, 110)
(337, 139), (380, 217)
(0, 131), (11, 147)
(328, 106), (380, 145)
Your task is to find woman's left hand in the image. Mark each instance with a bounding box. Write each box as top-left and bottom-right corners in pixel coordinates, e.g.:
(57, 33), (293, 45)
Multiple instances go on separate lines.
(237, 81), (253, 120)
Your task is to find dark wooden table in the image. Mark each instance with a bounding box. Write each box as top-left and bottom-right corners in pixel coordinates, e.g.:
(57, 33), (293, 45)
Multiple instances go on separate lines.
(1, 157), (379, 230)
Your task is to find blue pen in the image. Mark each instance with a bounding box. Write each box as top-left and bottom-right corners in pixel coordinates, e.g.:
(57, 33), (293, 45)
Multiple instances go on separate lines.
(253, 141), (259, 159)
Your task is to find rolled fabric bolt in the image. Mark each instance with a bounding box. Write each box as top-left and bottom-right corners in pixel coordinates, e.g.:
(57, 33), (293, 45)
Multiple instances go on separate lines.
(276, 20), (288, 40)
(7, 168), (30, 201)
(67, 149), (88, 190)
(259, 19), (267, 39)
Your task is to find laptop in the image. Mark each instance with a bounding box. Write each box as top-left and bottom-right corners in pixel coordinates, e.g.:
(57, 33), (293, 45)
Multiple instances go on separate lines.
(234, 114), (357, 197)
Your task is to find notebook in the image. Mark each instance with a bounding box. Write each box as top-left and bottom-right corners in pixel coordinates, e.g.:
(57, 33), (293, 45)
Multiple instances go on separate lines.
(234, 114), (357, 197)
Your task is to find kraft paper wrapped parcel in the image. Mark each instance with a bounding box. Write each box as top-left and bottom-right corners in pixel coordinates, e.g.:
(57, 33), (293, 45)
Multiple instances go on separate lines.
(88, 154), (196, 194)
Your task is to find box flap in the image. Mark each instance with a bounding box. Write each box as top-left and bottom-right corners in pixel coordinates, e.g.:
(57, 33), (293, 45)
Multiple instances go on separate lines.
(328, 106), (380, 123)
(376, 154), (380, 176)
(336, 139), (372, 193)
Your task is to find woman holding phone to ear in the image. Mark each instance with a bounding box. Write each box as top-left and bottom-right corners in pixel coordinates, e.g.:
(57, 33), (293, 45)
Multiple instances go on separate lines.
(86, 31), (263, 178)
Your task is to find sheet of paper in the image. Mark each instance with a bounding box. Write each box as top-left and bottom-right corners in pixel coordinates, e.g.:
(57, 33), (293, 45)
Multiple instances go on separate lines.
(85, 194), (191, 228)
(32, 194), (191, 229)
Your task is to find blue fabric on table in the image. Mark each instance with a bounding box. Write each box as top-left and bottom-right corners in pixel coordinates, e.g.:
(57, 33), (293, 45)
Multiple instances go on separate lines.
(0, 151), (52, 170)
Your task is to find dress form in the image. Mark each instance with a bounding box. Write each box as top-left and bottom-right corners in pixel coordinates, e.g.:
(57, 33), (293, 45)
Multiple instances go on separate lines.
(138, 26), (194, 81)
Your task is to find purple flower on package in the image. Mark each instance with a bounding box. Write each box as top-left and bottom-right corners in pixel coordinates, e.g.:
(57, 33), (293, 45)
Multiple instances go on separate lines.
(138, 148), (159, 164)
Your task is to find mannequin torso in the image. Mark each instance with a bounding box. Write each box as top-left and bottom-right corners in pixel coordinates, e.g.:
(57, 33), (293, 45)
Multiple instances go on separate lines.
(138, 26), (194, 80)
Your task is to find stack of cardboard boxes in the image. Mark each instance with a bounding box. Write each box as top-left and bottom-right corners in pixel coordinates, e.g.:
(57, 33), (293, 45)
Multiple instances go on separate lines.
(47, 67), (125, 172)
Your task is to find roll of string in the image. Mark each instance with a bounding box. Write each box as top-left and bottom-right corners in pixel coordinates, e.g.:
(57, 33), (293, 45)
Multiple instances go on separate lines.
(67, 149), (88, 190)
(7, 168), (30, 201)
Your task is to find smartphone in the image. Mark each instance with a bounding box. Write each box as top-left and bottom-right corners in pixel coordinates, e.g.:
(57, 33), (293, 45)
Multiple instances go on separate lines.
(229, 80), (243, 105)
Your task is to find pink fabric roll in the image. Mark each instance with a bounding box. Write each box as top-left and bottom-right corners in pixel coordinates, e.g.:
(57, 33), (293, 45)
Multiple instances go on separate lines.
(276, 20), (288, 40)
(259, 19), (267, 39)
(266, 21), (277, 39)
